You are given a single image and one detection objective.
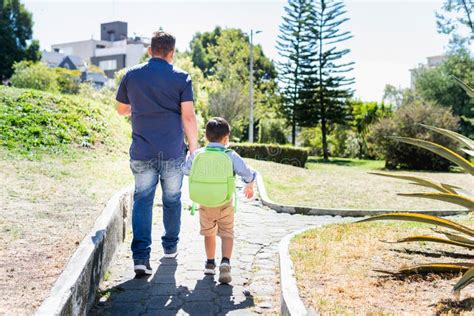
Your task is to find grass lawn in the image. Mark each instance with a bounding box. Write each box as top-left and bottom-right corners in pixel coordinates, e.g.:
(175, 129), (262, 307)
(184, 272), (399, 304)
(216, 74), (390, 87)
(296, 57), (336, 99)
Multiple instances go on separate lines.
(290, 219), (474, 314)
(0, 86), (136, 314)
(0, 148), (133, 314)
(248, 157), (473, 210)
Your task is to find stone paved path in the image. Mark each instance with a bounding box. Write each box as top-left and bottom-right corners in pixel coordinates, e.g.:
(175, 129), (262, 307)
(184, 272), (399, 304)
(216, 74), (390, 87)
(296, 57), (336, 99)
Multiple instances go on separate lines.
(90, 183), (351, 315)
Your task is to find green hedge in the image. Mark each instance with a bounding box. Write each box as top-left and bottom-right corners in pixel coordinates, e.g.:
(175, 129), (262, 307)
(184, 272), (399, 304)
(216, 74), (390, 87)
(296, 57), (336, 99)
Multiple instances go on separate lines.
(230, 143), (309, 167)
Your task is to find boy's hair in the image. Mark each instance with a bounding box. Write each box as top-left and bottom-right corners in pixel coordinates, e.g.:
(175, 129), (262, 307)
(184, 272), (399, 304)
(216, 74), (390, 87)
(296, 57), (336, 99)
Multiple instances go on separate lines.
(206, 117), (231, 142)
(151, 31), (176, 57)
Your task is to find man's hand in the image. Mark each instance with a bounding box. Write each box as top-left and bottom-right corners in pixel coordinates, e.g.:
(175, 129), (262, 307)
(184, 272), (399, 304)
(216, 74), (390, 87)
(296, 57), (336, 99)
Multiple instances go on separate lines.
(243, 182), (254, 199)
(181, 101), (199, 153)
(117, 102), (131, 116)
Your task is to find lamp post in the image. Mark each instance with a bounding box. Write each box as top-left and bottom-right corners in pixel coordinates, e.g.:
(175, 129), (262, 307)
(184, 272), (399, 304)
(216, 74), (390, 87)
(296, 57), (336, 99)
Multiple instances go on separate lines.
(249, 29), (261, 143)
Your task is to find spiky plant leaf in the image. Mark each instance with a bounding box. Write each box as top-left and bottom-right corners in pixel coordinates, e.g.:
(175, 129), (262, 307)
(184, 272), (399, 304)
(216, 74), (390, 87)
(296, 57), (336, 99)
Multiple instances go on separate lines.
(392, 235), (474, 249)
(369, 172), (456, 194)
(375, 264), (471, 275)
(453, 266), (474, 294)
(357, 213), (474, 236)
(431, 228), (474, 245)
(452, 75), (474, 98)
(420, 124), (474, 150)
(389, 136), (474, 175)
(462, 149), (474, 156)
(398, 192), (474, 210)
(441, 183), (462, 192)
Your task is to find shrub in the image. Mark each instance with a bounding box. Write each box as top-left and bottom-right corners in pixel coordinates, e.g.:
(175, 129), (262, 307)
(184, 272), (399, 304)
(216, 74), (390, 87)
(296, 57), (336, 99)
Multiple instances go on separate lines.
(53, 67), (81, 94)
(10, 61), (59, 92)
(257, 117), (288, 144)
(368, 101), (459, 170)
(229, 143), (309, 167)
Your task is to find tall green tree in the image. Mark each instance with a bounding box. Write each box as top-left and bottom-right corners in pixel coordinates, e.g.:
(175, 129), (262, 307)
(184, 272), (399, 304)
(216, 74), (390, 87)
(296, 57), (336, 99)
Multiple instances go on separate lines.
(189, 27), (280, 141)
(0, 0), (40, 81)
(414, 49), (474, 137)
(277, 0), (313, 145)
(436, 0), (473, 49)
(301, 0), (354, 161)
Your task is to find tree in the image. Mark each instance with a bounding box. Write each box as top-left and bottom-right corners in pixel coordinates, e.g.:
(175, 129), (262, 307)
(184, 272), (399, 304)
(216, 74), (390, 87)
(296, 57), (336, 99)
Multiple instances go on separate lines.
(190, 27), (222, 77)
(277, 0), (313, 145)
(189, 27), (280, 142)
(208, 82), (248, 128)
(0, 0), (40, 81)
(413, 49), (474, 137)
(302, 0), (355, 161)
(351, 100), (391, 159)
(436, 0), (473, 49)
(382, 84), (416, 109)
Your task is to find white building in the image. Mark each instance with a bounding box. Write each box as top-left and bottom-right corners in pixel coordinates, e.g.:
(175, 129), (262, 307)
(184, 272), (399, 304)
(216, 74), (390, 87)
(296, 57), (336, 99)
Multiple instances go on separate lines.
(50, 21), (149, 78)
(409, 55), (447, 89)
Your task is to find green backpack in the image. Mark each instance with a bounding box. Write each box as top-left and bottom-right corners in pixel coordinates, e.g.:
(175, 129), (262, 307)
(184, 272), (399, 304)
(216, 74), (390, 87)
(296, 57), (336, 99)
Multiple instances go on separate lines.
(188, 146), (237, 215)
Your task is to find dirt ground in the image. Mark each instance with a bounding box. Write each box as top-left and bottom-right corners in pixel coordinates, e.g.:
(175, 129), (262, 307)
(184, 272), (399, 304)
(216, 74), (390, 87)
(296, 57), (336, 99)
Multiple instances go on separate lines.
(290, 220), (474, 314)
(0, 149), (132, 315)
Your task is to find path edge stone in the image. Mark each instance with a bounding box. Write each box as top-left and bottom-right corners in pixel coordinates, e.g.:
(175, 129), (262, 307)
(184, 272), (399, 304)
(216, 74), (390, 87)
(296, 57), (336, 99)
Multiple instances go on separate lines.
(279, 226), (316, 316)
(256, 173), (468, 217)
(35, 185), (134, 316)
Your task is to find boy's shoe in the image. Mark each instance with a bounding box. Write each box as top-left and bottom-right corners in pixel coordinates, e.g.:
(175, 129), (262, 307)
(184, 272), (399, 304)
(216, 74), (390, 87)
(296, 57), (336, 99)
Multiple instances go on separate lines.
(134, 260), (152, 277)
(204, 262), (216, 275)
(163, 247), (178, 258)
(218, 263), (232, 284)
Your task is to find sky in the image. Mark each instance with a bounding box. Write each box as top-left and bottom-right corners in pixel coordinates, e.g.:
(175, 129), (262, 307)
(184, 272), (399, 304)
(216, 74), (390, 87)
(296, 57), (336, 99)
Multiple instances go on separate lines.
(23, 0), (454, 101)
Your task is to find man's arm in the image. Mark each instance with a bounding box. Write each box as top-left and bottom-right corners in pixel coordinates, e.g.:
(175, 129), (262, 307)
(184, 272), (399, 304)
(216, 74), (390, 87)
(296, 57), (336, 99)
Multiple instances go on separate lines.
(116, 102), (131, 116)
(181, 101), (198, 153)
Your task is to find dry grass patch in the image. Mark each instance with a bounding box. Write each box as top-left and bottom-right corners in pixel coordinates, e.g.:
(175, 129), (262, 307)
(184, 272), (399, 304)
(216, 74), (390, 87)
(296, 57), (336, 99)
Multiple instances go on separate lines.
(248, 158), (473, 210)
(290, 219), (474, 314)
(0, 148), (132, 315)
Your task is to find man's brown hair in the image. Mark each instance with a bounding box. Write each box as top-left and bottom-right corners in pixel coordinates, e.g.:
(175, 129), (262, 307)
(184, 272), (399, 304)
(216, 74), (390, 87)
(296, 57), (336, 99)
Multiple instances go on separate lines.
(151, 31), (176, 57)
(206, 117), (231, 142)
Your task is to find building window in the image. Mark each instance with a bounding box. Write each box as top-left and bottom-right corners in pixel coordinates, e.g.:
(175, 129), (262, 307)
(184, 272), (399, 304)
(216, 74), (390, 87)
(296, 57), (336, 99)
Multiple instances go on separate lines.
(96, 44), (106, 49)
(99, 59), (117, 71)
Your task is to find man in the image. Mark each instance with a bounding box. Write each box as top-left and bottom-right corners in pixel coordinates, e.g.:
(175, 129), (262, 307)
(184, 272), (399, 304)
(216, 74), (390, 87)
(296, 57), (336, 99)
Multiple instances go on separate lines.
(116, 31), (198, 277)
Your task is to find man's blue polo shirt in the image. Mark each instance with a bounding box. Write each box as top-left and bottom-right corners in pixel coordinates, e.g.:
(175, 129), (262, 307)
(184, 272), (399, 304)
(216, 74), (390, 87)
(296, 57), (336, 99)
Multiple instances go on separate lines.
(116, 57), (194, 161)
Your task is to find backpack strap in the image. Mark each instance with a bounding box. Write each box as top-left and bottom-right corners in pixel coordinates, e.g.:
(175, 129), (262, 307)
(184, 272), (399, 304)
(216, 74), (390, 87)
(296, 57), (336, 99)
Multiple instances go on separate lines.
(205, 146), (226, 152)
(234, 186), (237, 213)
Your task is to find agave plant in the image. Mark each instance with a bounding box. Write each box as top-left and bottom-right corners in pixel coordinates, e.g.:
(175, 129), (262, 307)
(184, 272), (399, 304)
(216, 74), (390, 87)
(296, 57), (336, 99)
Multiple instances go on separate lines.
(358, 78), (474, 295)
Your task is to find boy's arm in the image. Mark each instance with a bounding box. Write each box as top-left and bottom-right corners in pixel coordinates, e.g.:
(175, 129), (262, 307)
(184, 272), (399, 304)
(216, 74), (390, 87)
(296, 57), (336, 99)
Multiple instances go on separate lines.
(182, 149), (199, 175)
(229, 151), (257, 184)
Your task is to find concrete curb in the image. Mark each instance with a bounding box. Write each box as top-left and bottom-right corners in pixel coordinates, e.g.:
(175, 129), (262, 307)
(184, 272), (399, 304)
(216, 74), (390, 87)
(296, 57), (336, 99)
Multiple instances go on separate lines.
(279, 226), (316, 316)
(35, 186), (134, 316)
(256, 174), (468, 217)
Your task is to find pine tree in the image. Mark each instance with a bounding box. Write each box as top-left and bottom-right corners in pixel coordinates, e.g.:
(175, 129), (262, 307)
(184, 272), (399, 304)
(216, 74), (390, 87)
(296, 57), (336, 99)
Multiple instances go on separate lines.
(277, 0), (314, 145)
(302, 0), (354, 160)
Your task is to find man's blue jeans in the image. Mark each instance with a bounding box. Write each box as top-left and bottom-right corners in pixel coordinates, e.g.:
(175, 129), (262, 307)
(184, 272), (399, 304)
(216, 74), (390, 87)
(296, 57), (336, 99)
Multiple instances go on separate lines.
(130, 156), (184, 261)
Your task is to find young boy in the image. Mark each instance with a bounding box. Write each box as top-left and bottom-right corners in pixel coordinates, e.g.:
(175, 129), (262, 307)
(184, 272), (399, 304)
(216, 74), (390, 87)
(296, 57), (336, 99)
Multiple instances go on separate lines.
(183, 117), (256, 284)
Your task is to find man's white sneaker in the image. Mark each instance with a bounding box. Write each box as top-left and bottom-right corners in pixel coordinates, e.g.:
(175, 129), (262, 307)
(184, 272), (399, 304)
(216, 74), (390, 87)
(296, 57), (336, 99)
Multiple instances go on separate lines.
(163, 250), (178, 258)
(134, 260), (152, 277)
